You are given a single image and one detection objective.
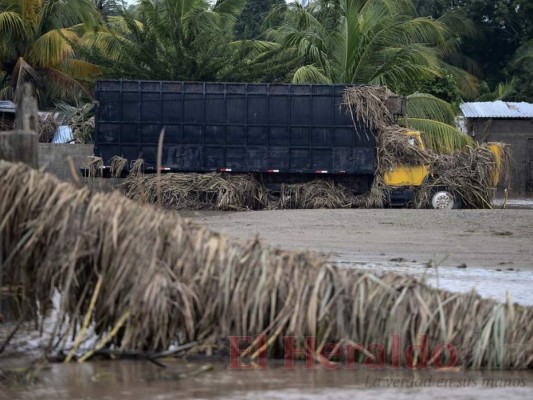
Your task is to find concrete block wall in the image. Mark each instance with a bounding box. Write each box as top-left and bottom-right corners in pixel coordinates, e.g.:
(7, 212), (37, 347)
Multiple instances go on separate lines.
(38, 143), (122, 192)
(38, 143), (93, 181)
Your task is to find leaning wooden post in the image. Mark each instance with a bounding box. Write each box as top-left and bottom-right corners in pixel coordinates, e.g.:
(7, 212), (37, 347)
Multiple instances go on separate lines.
(0, 84), (39, 168)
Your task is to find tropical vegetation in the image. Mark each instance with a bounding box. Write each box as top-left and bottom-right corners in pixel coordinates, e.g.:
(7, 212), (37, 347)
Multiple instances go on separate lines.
(1, 0), (531, 146)
(0, 0), (101, 104)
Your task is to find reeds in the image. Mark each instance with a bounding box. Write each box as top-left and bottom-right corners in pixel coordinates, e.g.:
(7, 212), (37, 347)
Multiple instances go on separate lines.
(1, 161), (531, 368)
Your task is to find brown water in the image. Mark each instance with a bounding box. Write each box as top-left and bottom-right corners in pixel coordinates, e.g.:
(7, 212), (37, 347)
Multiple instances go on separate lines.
(1, 359), (532, 400)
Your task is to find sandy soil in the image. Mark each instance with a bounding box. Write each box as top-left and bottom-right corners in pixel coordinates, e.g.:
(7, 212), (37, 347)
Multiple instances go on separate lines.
(183, 209), (533, 271)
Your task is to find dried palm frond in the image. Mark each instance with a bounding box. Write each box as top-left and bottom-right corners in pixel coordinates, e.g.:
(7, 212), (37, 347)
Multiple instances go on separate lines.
(415, 143), (511, 208)
(109, 156), (128, 178)
(0, 161), (531, 368)
(86, 156), (103, 178)
(56, 102), (95, 144)
(341, 86), (395, 131)
(278, 180), (356, 209)
(37, 113), (59, 143)
(129, 158), (145, 176)
(122, 172), (270, 211)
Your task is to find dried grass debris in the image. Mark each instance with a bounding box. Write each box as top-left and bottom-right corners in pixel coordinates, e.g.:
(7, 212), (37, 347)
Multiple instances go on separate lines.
(341, 86), (395, 131)
(109, 156), (128, 178)
(122, 172), (270, 211)
(1, 161), (531, 369)
(278, 180), (356, 209)
(87, 156), (103, 178)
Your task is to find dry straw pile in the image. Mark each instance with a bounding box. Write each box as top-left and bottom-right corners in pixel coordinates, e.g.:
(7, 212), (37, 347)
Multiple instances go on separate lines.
(1, 161), (531, 368)
(122, 171), (270, 211)
(122, 171), (360, 211)
(279, 180), (360, 209)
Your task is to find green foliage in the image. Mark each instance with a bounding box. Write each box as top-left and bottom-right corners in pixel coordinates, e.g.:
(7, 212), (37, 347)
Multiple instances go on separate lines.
(84, 0), (286, 82)
(476, 80), (516, 102)
(268, 0), (475, 96)
(235, 0), (284, 39)
(412, 71), (463, 107)
(406, 118), (475, 154)
(416, 0), (533, 102)
(0, 0), (100, 105)
(506, 42), (533, 102)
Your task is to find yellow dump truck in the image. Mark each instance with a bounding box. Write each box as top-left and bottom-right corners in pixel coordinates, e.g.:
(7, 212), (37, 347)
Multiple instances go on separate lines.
(383, 130), (503, 209)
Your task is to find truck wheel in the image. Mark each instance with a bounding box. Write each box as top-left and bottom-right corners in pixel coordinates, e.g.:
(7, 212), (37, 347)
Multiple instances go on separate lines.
(430, 189), (462, 209)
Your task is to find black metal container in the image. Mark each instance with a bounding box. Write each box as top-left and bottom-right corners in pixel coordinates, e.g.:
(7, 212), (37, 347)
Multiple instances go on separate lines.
(94, 81), (376, 191)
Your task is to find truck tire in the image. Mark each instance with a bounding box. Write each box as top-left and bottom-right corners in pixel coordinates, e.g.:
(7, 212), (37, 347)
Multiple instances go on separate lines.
(430, 189), (462, 209)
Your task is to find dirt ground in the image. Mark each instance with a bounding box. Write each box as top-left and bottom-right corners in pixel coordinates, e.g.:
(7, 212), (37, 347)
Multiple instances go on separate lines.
(183, 209), (533, 271)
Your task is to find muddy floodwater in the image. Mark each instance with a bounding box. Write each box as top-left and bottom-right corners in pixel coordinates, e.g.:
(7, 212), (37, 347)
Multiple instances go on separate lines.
(1, 360), (533, 400)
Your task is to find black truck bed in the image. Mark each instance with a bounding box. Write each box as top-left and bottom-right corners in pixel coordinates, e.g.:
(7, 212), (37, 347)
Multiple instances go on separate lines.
(94, 81), (376, 178)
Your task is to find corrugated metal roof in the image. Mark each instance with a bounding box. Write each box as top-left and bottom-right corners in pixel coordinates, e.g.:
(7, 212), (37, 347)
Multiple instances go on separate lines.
(460, 101), (533, 118)
(0, 100), (16, 113)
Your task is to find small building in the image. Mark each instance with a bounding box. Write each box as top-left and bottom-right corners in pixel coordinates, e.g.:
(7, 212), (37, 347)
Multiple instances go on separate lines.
(460, 101), (533, 196)
(0, 100), (16, 130)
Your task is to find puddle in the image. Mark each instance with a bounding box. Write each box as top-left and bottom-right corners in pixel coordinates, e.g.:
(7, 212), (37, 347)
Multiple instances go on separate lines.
(1, 360), (532, 400)
(493, 198), (533, 209)
(335, 261), (533, 306)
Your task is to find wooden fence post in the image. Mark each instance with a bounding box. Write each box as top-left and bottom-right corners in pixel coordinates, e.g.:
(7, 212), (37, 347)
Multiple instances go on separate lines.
(0, 84), (39, 168)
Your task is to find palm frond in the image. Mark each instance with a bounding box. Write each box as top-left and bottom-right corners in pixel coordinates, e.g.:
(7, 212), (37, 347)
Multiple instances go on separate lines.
(11, 57), (39, 100)
(405, 117), (475, 153)
(438, 9), (479, 40)
(226, 40), (279, 59)
(41, 66), (93, 101)
(82, 30), (130, 61)
(292, 65), (332, 84)
(512, 44), (533, 66)
(30, 29), (78, 67)
(0, 10), (32, 39)
(443, 63), (479, 99)
(61, 59), (100, 80)
(211, 0), (246, 17)
(37, 0), (99, 32)
(407, 93), (457, 125)
(366, 44), (441, 90)
(107, 15), (144, 32)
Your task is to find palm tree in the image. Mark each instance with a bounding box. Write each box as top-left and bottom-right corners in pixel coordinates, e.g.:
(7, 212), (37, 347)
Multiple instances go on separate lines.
(0, 0), (101, 104)
(85, 0), (277, 82)
(268, 0), (476, 152)
(268, 0), (447, 91)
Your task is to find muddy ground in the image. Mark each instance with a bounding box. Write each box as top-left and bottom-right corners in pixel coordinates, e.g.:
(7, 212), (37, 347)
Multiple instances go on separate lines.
(183, 208), (533, 271)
